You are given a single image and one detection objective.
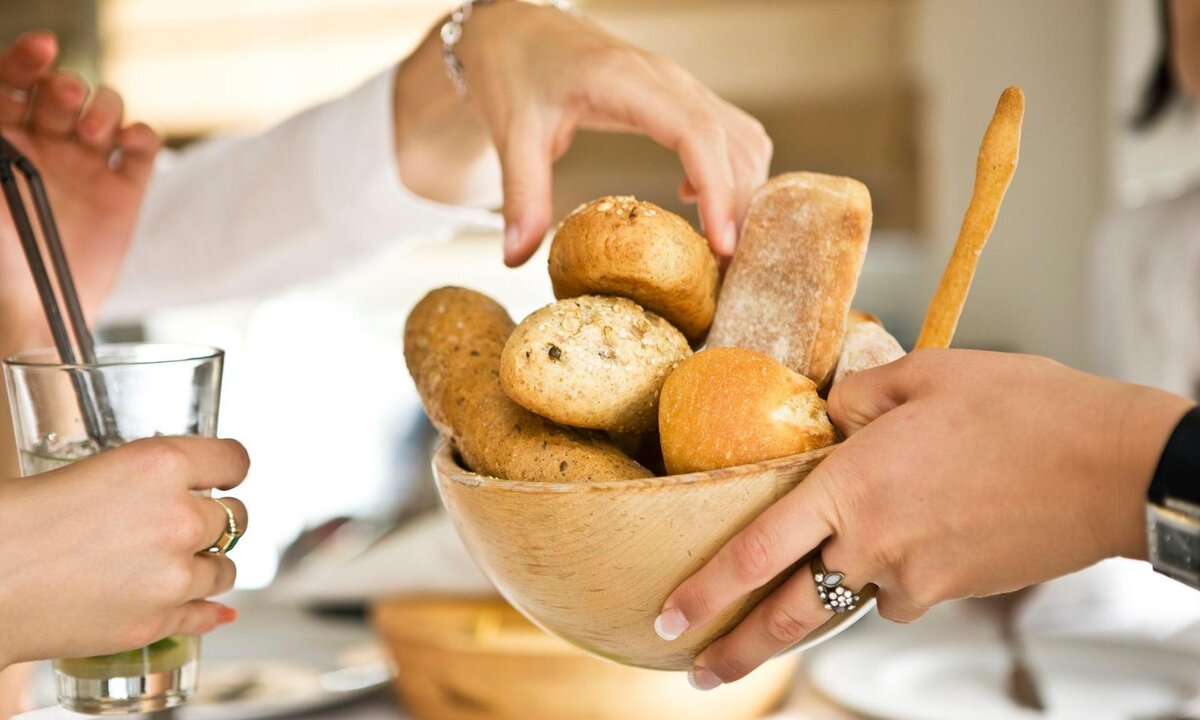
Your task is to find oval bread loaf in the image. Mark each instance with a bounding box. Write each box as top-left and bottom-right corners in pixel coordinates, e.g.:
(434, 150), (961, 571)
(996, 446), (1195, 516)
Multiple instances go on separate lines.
(404, 287), (651, 483)
(831, 310), (906, 385)
(659, 347), (837, 475)
(548, 196), (720, 342)
(708, 172), (872, 388)
(500, 295), (691, 434)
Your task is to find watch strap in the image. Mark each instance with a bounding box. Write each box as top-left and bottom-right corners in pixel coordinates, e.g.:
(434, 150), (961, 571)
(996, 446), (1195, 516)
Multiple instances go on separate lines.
(1148, 405), (1200, 507)
(1147, 404), (1200, 590)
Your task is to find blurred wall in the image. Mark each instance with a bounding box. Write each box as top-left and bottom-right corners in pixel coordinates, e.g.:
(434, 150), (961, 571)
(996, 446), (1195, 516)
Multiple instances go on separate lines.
(910, 0), (1108, 367)
(0, 0), (98, 79)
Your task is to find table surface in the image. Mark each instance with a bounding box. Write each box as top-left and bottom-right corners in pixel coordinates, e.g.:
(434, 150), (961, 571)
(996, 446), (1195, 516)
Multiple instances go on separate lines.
(16, 673), (861, 720)
(16, 590), (864, 720)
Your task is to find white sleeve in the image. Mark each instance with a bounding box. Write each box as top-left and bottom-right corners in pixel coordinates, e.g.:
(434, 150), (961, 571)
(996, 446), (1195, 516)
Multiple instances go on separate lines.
(102, 67), (501, 321)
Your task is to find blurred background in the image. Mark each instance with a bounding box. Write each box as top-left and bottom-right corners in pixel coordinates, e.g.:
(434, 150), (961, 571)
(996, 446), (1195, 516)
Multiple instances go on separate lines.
(2, 0), (1197, 590)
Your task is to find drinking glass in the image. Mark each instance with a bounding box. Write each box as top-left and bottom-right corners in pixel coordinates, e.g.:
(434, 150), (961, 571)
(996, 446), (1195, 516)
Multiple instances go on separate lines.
(3, 343), (224, 715)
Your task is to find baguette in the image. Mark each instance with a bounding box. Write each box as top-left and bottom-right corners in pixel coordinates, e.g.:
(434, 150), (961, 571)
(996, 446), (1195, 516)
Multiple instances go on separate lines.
(707, 172), (872, 388)
(832, 310), (906, 385)
(404, 287), (652, 483)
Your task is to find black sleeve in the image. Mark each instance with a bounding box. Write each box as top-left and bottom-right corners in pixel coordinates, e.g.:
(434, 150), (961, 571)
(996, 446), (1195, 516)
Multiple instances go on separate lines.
(1149, 405), (1200, 507)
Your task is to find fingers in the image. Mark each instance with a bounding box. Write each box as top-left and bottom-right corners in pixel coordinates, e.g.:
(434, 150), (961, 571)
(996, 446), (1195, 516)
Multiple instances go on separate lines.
(689, 562), (836, 687)
(162, 601), (238, 638)
(179, 438), (250, 492)
(875, 589), (927, 624)
(116, 121), (161, 183)
(677, 178), (698, 204)
(583, 63), (750, 259)
(27, 71), (87, 138)
(77, 86), (124, 153)
(689, 537), (878, 688)
(185, 552), (238, 600)
(676, 119), (738, 257)
(190, 495), (248, 554)
(499, 112), (554, 267)
(826, 352), (930, 436)
(110, 436), (250, 492)
(656, 478), (836, 640)
(0, 31), (57, 125)
(718, 104), (772, 233)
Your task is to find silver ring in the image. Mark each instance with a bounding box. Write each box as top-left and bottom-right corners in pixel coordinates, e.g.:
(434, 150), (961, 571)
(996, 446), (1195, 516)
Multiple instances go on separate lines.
(0, 83), (31, 103)
(813, 554), (861, 614)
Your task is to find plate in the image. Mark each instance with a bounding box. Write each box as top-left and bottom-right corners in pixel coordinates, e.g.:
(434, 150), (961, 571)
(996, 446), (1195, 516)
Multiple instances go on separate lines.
(807, 607), (1200, 720)
(178, 660), (391, 720)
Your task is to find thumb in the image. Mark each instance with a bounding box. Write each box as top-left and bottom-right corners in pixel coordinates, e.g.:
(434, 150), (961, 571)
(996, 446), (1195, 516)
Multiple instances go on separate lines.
(499, 113), (554, 268)
(826, 355), (916, 436)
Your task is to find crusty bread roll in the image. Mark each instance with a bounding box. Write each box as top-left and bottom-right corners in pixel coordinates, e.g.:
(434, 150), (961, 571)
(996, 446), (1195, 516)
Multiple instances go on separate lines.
(500, 295), (691, 434)
(708, 172), (872, 389)
(832, 310), (906, 385)
(404, 287), (651, 483)
(548, 196), (719, 342)
(658, 347), (837, 475)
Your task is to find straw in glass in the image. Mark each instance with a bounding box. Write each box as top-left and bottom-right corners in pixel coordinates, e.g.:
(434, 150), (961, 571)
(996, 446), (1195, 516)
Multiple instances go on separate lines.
(0, 134), (115, 444)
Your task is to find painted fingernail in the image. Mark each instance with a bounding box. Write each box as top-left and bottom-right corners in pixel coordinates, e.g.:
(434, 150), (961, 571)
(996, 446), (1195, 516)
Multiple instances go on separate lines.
(503, 223), (521, 257)
(688, 666), (723, 691)
(722, 220), (739, 255)
(216, 606), (238, 624)
(654, 607), (689, 641)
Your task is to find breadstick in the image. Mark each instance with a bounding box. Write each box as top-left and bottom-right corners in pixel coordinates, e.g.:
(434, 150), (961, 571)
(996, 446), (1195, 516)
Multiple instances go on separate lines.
(916, 86), (1024, 349)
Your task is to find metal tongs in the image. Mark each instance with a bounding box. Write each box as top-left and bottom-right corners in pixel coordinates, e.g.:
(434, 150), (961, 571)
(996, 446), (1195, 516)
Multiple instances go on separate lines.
(0, 134), (116, 444)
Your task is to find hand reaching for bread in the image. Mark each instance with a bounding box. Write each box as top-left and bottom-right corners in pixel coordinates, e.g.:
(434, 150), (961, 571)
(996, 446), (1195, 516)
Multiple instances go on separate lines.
(402, 88), (1023, 690)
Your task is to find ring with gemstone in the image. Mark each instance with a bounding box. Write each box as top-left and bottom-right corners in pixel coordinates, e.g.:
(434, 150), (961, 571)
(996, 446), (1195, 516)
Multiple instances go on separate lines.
(812, 554), (861, 614)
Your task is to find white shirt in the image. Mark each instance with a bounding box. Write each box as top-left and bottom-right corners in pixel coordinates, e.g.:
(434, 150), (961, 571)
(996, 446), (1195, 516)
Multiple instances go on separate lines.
(1090, 186), (1200, 398)
(103, 68), (501, 322)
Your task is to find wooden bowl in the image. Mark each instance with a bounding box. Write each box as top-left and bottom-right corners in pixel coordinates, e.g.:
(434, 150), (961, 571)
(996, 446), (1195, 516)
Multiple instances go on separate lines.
(433, 443), (876, 671)
(371, 596), (800, 720)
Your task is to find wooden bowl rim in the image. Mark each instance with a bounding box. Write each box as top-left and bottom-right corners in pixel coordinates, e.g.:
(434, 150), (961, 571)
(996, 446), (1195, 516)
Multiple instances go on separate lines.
(433, 441), (836, 494)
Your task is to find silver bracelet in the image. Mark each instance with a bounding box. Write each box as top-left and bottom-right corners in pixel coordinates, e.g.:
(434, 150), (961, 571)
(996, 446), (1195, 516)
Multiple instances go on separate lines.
(441, 0), (580, 97)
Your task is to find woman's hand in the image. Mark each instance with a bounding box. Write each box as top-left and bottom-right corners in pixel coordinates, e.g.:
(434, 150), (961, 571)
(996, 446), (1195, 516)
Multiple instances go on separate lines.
(0, 32), (159, 348)
(0, 437), (250, 667)
(657, 350), (1195, 690)
(393, 1), (772, 266)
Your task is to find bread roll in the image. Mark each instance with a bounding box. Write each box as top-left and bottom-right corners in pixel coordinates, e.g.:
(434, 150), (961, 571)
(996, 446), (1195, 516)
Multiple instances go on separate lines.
(708, 172), (872, 388)
(548, 196), (719, 342)
(404, 287), (651, 483)
(500, 295), (691, 433)
(832, 310), (906, 385)
(658, 347), (837, 475)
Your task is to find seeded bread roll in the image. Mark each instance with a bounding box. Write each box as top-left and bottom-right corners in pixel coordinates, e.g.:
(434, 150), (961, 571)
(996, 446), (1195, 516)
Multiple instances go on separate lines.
(500, 295), (691, 434)
(548, 196), (720, 342)
(708, 172), (872, 389)
(404, 287), (651, 483)
(659, 347), (837, 475)
(832, 310), (906, 385)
